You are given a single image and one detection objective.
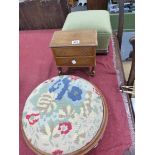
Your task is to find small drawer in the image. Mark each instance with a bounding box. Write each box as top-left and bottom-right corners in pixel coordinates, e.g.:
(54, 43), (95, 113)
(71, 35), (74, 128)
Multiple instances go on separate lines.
(55, 56), (95, 67)
(52, 47), (95, 57)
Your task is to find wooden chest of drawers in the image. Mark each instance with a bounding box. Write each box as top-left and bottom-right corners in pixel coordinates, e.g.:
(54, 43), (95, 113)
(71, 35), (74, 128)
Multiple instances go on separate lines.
(49, 30), (98, 76)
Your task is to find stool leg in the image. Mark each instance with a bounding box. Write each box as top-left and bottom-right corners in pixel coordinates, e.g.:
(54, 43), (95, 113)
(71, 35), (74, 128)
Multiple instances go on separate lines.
(89, 67), (95, 76)
(58, 67), (63, 75)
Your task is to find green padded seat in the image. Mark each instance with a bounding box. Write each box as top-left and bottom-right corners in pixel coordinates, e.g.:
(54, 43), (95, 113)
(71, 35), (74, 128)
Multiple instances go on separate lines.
(62, 10), (112, 53)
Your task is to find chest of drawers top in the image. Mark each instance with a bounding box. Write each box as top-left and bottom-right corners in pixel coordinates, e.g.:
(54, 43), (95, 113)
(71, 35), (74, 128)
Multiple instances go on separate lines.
(49, 30), (98, 48)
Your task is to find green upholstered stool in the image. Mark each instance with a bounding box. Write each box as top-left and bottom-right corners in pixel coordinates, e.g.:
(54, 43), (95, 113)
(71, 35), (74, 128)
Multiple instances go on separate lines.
(62, 10), (112, 54)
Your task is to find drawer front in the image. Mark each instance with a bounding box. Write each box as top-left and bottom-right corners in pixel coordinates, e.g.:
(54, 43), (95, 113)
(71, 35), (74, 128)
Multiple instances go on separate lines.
(55, 56), (95, 67)
(52, 47), (95, 57)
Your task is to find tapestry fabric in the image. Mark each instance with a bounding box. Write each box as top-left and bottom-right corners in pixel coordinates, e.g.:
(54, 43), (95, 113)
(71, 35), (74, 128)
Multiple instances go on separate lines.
(22, 75), (105, 154)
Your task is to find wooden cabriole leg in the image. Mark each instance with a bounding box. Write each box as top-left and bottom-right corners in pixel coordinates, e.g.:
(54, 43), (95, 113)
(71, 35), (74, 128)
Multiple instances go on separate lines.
(89, 67), (95, 76)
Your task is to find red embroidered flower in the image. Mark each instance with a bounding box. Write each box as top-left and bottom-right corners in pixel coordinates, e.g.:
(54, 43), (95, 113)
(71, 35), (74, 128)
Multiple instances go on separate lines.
(52, 149), (63, 155)
(70, 75), (79, 80)
(26, 113), (40, 125)
(58, 122), (72, 135)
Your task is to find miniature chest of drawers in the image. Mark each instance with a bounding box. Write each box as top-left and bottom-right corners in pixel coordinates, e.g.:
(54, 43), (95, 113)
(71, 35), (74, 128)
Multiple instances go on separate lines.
(49, 30), (98, 76)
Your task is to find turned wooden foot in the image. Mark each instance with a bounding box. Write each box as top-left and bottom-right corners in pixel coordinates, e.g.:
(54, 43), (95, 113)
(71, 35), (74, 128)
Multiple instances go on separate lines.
(58, 67), (63, 75)
(89, 67), (95, 76)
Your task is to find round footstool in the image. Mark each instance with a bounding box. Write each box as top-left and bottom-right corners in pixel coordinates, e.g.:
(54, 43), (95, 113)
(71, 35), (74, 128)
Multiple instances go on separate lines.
(22, 75), (108, 155)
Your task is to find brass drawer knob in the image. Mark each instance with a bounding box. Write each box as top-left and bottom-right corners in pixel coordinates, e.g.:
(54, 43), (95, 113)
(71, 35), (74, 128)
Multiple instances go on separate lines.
(71, 59), (77, 64)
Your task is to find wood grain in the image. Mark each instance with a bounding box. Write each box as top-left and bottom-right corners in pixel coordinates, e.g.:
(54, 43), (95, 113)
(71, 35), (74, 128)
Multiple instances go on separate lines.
(19, 0), (69, 30)
(55, 56), (96, 67)
(50, 30), (97, 75)
(87, 0), (108, 10)
(50, 30), (98, 47)
(52, 47), (95, 57)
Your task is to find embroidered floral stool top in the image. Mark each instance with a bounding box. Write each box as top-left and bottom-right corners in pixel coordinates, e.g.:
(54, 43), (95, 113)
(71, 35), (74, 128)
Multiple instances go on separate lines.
(22, 75), (108, 155)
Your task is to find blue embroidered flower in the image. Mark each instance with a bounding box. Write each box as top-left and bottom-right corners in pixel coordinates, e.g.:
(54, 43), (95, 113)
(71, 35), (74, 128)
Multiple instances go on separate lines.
(48, 79), (61, 93)
(56, 78), (70, 100)
(68, 86), (82, 101)
(48, 77), (71, 100)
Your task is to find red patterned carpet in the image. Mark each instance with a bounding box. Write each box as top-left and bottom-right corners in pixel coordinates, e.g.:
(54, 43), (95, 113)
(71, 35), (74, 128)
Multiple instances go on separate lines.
(19, 29), (133, 155)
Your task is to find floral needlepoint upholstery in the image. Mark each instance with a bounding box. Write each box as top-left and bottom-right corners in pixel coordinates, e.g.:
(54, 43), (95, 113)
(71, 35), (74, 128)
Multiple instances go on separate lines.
(22, 75), (107, 155)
